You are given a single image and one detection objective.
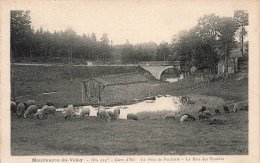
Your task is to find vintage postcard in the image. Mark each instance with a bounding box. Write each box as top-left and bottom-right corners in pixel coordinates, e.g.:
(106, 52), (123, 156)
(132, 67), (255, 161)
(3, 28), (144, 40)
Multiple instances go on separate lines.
(1, 0), (259, 163)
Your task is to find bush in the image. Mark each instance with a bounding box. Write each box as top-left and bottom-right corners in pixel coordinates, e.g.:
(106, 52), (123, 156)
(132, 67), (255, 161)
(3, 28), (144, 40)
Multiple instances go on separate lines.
(177, 95), (225, 115)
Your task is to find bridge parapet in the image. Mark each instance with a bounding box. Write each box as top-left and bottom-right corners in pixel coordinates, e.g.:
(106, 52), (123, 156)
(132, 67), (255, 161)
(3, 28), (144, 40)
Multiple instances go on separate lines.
(138, 61), (173, 66)
(138, 61), (183, 67)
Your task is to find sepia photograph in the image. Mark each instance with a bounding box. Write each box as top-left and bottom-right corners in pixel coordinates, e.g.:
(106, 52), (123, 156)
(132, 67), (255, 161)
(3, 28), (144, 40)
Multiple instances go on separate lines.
(1, 0), (260, 162)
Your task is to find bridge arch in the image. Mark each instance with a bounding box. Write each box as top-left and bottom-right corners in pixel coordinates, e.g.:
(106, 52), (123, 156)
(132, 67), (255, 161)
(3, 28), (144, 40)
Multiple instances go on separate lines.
(160, 67), (181, 79)
(141, 66), (180, 80)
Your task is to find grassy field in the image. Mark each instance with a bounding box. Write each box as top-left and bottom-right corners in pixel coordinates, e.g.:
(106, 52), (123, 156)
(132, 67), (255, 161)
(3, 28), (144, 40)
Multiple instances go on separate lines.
(11, 64), (248, 155)
(12, 64), (158, 107)
(13, 65), (247, 107)
(11, 110), (248, 155)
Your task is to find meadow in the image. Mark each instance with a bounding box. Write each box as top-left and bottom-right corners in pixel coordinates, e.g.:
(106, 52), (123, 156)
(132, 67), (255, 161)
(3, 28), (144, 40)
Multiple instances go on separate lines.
(11, 64), (248, 155)
(11, 110), (248, 155)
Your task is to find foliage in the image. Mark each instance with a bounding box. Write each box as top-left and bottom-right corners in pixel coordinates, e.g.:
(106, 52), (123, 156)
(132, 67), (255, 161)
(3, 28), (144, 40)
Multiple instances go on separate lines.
(216, 17), (237, 76)
(120, 41), (157, 64)
(11, 10), (33, 58)
(156, 41), (171, 61)
(11, 11), (113, 63)
(172, 14), (239, 75)
(11, 10), (244, 69)
(234, 10), (248, 57)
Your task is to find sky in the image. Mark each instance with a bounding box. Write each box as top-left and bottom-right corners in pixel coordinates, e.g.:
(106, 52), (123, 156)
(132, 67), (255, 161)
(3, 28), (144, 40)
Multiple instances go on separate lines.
(29, 1), (241, 45)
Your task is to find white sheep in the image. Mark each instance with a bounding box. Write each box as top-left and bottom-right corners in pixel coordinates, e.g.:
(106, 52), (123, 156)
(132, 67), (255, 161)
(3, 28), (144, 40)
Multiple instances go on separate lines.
(17, 103), (25, 118)
(64, 105), (76, 120)
(98, 106), (105, 110)
(180, 115), (188, 123)
(98, 111), (111, 121)
(24, 105), (38, 119)
(11, 101), (16, 116)
(107, 111), (115, 118)
(25, 100), (36, 109)
(38, 105), (50, 119)
(233, 103), (238, 112)
(97, 106), (106, 116)
(162, 113), (175, 121)
(78, 106), (90, 119)
(34, 108), (43, 119)
(36, 105), (56, 119)
(127, 113), (140, 121)
(114, 107), (120, 120)
(47, 106), (56, 116)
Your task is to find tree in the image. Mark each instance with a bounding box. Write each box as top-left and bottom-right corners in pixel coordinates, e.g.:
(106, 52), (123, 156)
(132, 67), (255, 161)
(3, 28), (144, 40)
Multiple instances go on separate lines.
(216, 17), (237, 76)
(156, 41), (171, 61)
(61, 28), (77, 63)
(173, 29), (214, 72)
(11, 10), (33, 58)
(135, 42), (157, 62)
(10, 10), (33, 101)
(234, 10), (248, 57)
(90, 33), (97, 42)
(121, 40), (136, 64)
(197, 14), (219, 41)
(196, 14), (219, 56)
(100, 33), (112, 63)
(90, 33), (98, 61)
(195, 14), (221, 72)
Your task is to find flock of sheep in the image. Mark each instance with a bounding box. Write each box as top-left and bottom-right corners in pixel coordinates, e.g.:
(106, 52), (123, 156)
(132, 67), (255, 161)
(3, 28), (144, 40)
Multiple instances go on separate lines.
(10, 96), (246, 123)
(11, 100), (56, 119)
(10, 100), (139, 121)
(162, 97), (245, 124)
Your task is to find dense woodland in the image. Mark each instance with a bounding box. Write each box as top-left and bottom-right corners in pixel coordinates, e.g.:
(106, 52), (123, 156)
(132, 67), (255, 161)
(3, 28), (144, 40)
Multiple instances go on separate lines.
(11, 10), (248, 73)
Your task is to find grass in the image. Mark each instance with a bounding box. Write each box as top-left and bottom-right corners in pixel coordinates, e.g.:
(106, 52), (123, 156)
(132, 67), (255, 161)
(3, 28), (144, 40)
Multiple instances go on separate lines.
(150, 76), (248, 104)
(11, 64), (248, 155)
(11, 110), (248, 155)
(137, 110), (174, 120)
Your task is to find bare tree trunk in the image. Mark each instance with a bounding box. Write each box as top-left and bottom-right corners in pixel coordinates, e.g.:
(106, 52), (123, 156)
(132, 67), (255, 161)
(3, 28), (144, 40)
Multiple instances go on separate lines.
(68, 48), (70, 63)
(70, 49), (73, 82)
(241, 24), (244, 57)
(40, 44), (43, 57)
(164, 51), (165, 62)
(224, 41), (229, 78)
(30, 46), (32, 57)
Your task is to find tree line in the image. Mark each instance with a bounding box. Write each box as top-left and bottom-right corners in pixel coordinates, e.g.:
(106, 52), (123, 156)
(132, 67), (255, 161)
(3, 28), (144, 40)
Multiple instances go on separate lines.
(11, 11), (113, 63)
(172, 11), (248, 75)
(11, 10), (248, 74)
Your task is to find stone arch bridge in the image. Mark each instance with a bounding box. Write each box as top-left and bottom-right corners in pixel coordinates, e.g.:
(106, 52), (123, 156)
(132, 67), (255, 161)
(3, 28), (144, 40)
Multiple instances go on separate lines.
(138, 61), (182, 80)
